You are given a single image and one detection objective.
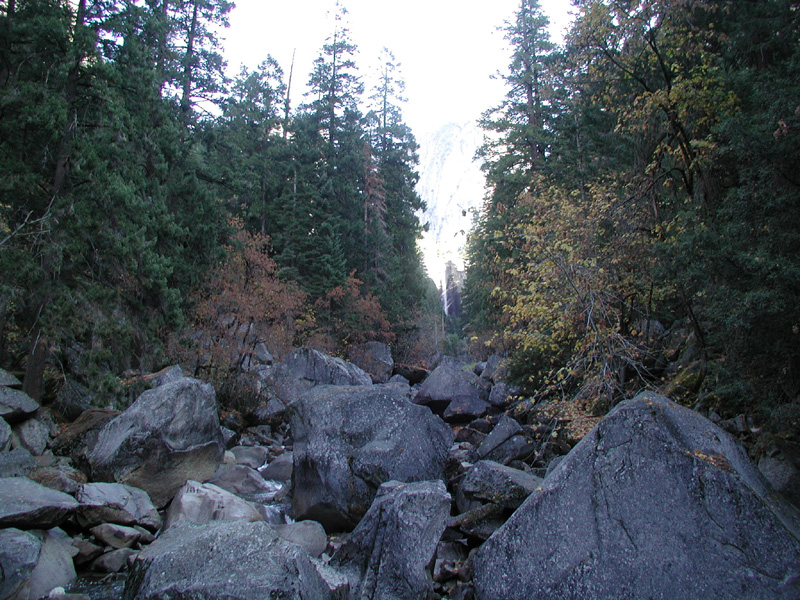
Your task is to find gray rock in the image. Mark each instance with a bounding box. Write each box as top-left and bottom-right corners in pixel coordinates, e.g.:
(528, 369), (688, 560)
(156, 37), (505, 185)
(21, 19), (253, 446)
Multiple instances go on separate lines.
(291, 385), (453, 531)
(0, 368), (22, 387)
(13, 412), (54, 455)
(259, 452), (293, 482)
(87, 378), (224, 507)
(282, 347), (372, 387)
(76, 482), (161, 531)
(477, 415), (521, 458)
(148, 365), (184, 388)
(348, 341), (394, 384)
(0, 387), (39, 424)
(29, 464), (88, 496)
(759, 443), (800, 509)
(90, 523), (142, 549)
(0, 415), (10, 451)
(414, 362), (485, 414)
(388, 373), (410, 385)
(230, 444), (268, 468)
(0, 527), (77, 600)
(0, 447), (37, 477)
(124, 520), (341, 600)
(272, 520), (328, 558)
(443, 395), (491, 422)
(332, 480), (451, 600)
(0, 477), (79, 528)
(479, 355), (503, 382)
(460, 460), (542, 510)
(162, 480), (263, 531)
(477, 415), (534, 464)
(0, 527), (41, 600)
(72, 536), (104, 566)
(487, 382), (512, 407)
(473, 392), (800, 600)
(92, 548), (137, 573)
(206, 464), (283, 503)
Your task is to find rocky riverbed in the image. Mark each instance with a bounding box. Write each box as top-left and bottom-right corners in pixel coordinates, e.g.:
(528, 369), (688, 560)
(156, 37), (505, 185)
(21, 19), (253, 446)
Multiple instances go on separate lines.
(1, 345), (799, 600)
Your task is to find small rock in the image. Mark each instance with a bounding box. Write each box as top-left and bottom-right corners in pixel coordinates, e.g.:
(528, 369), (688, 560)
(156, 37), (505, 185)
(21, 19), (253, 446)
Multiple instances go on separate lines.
(271, 520), (328, 558)
(259, 452), (293, 482)
(72, 536), (104, 566)
(460, 460), (542, 510)
(91, 548), (138, 573)
(76, 482), (161, 531)
(444, 395), (492, 422)
(0, 368), (22, 387)
(0, 387), (39, 424)
(162, 480), (263, 531)
(89, 523), (142, 549)
(207, 464), (282, 502)
(231, 445), (268, 469)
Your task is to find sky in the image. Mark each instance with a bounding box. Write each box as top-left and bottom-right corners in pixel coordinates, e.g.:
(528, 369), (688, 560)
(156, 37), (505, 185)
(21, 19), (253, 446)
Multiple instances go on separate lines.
(222, 0), (575, 139)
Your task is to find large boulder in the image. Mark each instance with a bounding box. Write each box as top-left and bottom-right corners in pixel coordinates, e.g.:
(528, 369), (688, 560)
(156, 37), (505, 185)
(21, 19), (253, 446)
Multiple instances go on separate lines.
(282, 348), (372, 387)
(124, 520), (342, 600)
(473, 392), (800, 600)
(348, 342), (394, 384)
(0, 477), (79, 529)
(87, 378), (224, 507)
(332, 480), (451, 600)
(0, 527), (76, 600)
(291, 385), (453, 532)
(414, 361), (485, 415)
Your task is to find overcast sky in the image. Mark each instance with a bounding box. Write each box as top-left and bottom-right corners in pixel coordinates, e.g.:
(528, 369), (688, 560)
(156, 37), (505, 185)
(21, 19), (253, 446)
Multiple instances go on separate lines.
(222, 0), (574, 139)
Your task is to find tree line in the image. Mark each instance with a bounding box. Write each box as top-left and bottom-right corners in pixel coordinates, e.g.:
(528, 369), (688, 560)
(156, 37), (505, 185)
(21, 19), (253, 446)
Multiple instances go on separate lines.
(464, 0), (800, 434)
(0, 0), (436, 401)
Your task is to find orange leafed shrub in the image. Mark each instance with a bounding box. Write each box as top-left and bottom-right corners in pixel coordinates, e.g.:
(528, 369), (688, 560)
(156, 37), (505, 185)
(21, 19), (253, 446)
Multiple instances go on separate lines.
(172, 219), (310, 377)
(310, 272), (394, 354)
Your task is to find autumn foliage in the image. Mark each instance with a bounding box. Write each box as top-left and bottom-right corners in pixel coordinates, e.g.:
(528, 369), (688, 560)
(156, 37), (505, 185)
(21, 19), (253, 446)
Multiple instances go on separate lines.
(309, 272), (394, 353)
(171, 220), (309, 382)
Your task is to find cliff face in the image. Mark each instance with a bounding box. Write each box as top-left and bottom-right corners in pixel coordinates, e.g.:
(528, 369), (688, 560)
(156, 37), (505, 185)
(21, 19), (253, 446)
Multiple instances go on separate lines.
(417, 122), (486, 297)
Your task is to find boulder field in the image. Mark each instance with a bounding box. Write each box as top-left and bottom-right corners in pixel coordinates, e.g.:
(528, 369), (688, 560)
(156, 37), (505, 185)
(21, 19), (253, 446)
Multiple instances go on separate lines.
(0, 353), (798, 600)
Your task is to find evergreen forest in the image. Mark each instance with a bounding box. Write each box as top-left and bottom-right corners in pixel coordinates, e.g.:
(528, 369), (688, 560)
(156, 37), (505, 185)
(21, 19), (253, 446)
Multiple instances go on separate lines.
(1, 0), (799, 449)
(0, 0), (438, 403)
(464, 0), (800, 445)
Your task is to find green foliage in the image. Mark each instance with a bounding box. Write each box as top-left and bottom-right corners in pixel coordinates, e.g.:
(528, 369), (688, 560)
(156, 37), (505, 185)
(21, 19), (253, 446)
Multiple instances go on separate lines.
(0, 0), (432, 402)
(466, 0), (800, 432)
